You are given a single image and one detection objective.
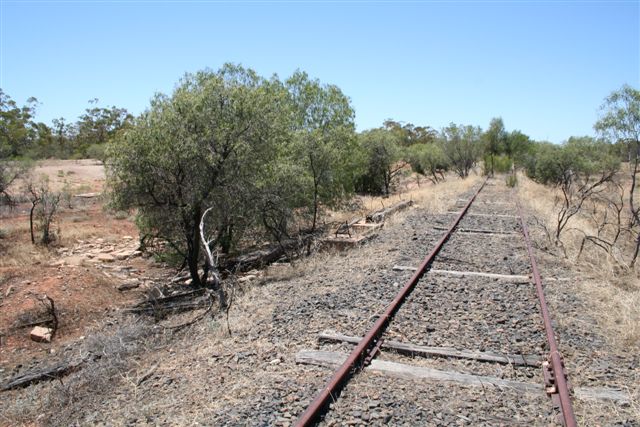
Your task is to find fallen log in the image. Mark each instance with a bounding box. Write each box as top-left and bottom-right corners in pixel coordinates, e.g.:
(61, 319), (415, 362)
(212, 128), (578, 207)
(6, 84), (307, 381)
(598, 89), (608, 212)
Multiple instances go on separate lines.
(126, 289), (211, 315)
(222, 234), (316, 273)
(1, 359), (84, 391)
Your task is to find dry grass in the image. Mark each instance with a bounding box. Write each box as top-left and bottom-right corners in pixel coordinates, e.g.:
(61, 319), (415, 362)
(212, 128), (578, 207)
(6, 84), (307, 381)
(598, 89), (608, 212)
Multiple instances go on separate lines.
(0, 318), (161, 427)
(0, 223), (53, 268)
(517, 173), (640, 349)
(325, 172), (483, 226)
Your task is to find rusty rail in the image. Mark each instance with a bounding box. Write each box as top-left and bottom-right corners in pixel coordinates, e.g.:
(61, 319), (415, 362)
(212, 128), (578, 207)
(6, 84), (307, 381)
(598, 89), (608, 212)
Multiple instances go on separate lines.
(295, 178), (488, 426)
(516, 200), (577, 427)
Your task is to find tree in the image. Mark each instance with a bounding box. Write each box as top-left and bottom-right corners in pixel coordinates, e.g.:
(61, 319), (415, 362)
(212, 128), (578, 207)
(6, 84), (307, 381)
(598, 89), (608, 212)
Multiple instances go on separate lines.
(530, 137), (619, 242)
(26, 175), (62, 245)
(441, 123), (482, 178)
(107, 64), (290, 286)
(407, 142), (449, 184)
(286, 71), (357, 230)
(0, 89), (38, 158)
(595, 84), (640, 265)
(75, 100), (133, 158)
(357, 128), (405, 195)
(383, 120), (437, 146)
(482, 117), (507, 176)
(50, 117), (74, 159)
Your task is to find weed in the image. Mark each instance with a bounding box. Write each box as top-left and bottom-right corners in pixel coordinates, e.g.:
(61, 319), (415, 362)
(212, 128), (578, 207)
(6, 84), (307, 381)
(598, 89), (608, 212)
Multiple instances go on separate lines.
(113, 210), (129, 220)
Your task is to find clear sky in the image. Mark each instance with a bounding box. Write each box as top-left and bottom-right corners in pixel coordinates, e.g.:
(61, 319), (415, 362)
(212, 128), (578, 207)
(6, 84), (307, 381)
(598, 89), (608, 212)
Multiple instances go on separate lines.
(1, 0), (638, 143)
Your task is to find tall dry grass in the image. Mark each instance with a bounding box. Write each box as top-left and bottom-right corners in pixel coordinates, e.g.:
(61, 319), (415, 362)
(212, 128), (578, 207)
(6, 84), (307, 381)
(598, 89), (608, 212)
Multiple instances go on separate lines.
(325, 172), (483, 226)
(517, 173), (640, 349)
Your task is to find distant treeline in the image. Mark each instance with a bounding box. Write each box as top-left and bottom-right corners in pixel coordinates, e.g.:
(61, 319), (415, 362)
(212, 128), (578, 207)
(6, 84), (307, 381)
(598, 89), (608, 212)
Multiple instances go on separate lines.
(1, 68), (638, 283)
(0, 90), (133, 160)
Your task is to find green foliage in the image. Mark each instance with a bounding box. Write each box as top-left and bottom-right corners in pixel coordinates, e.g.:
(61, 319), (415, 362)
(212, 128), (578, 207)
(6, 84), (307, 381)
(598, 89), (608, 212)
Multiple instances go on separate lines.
(383, 120), (437, 146)
(505, 174), (518, 188)
(482, 154), (512, 175)
(356, 128), (404, 195)
(594, 84), (640, 265)
(107, 64), (291, 284)
(85, 143), (107, 162)
(286, 70), (357, 229)
(505, 130), (532, 165)
(482, 117), (507, 176)
(528, 137), (618, 186)
(441, 123), (482, 178)
(406, 143), (449, 183)
(0, 89), (132, 160)
(594, 84), (640, 153)
(107, 65), (356, 283)
(0, 90), (38, 158)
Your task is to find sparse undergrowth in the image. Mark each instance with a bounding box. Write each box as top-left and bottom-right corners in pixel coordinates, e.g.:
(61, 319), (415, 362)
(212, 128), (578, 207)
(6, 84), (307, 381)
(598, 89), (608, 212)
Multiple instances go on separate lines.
(518, 173), (640, 349)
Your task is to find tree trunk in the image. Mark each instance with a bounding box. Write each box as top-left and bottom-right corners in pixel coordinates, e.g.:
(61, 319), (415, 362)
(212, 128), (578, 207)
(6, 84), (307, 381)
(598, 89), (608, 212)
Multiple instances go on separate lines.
(490, 154), (495, 177)
(29, 201), (37, 244)
(312, 180), (319, 231)
(187, 207), (202, 286)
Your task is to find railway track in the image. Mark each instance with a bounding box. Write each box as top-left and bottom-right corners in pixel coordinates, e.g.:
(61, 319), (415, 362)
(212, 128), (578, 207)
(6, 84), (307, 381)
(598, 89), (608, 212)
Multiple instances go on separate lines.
(295, 177), (578, 426)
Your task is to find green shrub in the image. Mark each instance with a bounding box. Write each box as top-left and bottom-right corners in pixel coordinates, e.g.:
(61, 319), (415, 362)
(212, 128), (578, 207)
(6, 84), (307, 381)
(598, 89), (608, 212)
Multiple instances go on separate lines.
(483, 154), (512, 175)
(86, 144), (107, 162)
(506, 174), (518, 187)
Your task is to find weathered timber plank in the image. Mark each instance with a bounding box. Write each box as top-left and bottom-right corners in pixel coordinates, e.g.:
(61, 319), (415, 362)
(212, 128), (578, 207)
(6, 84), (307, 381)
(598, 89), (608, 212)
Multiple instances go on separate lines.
(296, 350), (631, 403)
(573, 386), (631, 403)
(296, 350), (541, 394)
(392, 265), (418, 271)
(318, 331), (541, 367)
(433, 226), (517, 235)
(391, 266), (531, 283)
(458, 213), (519, 219)
(321, 233), (376, 250)
(429, 269), (530, 282)
(367, 200), (413, 223)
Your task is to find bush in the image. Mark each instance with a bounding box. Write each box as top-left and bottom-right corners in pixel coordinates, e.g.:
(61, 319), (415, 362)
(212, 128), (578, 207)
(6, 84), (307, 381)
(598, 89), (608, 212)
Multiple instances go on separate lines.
(85, 144), (107, 162)
(355, 129), (404, 195)
(26, 176), (62, 246)
(483, 154), (512, 175)
(407, 143), (449, 183)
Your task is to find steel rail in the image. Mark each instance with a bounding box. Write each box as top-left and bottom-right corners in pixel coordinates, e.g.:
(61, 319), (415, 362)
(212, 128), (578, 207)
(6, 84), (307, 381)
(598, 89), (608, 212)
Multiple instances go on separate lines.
(295, 177), (488, 426)
(516, 199), (577, 427)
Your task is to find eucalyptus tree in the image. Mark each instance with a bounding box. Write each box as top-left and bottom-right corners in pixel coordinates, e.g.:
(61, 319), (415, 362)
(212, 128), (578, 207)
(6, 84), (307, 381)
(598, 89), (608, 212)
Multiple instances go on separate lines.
(107, 64), (290, 285)
(356, 128), (405, 195)
(286, 71), (357, 230)
(75, 100), (133, 157)
(0, 90), (33, 206)
(383, 120), (437, 146)
(505, 130), (532, 164)
(530, 137), (619, 242)
(441, 123), (482, 178)
(0, 89), (38, 158)
(407, 142), (449, 184)
(595, 84), (640, 264)
(482, 117), (507, 176)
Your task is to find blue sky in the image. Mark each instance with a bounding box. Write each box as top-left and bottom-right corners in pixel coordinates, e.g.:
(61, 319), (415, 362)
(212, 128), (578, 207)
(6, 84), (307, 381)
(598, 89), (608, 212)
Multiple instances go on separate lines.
(1, 1), (638, 143)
